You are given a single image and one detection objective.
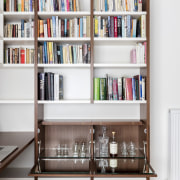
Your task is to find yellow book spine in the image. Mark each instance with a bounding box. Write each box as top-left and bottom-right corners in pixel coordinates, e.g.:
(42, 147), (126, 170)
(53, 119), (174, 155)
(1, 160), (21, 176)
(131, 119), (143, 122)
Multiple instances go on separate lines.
(94, 16), (98, 37)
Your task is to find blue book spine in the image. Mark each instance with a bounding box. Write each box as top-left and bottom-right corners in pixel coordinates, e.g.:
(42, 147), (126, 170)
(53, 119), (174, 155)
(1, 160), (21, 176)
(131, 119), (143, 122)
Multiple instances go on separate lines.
(52, 16), (56, 37)
(73, 46), (77, 64)
(30, 0), (33, 12)
(122, 18), (125, 37)
(60, 45), (63, 64)
(105, 0), (108, 11)
(134, 0), (138, 11)
(64, 19), (67, 37)
(127, 15), (131, 37)
(108, 16), (111, 37)
(44, 41), (48, 64)
(53, 0), (56, 11)
(61, 0), (65, 11)
(80, 18), (83, 37)
(21, 20), (24, 37)
(140, 75), (142, 100)
(132, 78), (136, 100)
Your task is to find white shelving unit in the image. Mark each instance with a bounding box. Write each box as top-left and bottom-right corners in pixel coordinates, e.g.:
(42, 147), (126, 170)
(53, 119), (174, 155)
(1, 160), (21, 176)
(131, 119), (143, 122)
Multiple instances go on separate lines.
(38, 37), (91, 42)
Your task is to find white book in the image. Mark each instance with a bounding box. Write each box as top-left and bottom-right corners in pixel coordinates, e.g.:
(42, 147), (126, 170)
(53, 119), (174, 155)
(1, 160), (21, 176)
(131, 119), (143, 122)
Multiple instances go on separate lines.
(24, 23), (27, 38)
(98, 16), (101, 37)
(141, 15), (146, 38)
(64, 0), (67, 11)
(18, 23), (21, 38)
(29, 19), (32, 37)
(115, 0), (118, 11)
(59, 19), (61, 37)
(54, 74), (59, 101)
(44, 24), (48, 37)
(56, 16), (59, 37)
(31, 21), (34, 37)
(0, 40), (3, 64)
(109, 0), (113, 11)
(141, 44), (145, 63)
(76, 0), (80, 11)
(83, 16), (86, 37)
(39, 0), (41, 11)
(69, 20), (72, 37)
(79, 45), (83, 63)
(74, 18), (77, 38)
(103, 19), (106, 37)
(11, 0), (14, 12)
(51, 0), (54, 11)
(59, 0), (61, 11)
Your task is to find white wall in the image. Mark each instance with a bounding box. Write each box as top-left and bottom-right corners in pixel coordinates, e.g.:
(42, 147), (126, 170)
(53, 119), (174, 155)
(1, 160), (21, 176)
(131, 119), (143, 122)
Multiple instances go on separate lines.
(150, 0), (180, 180)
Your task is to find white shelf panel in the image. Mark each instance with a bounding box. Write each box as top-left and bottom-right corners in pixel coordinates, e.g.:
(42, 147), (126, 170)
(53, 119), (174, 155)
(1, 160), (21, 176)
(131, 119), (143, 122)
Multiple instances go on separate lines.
(38, 37), (90, 42)
(94, 100), (147, 104)
(3, 12), (34, 15)
(94, 11), (147, 16)
(38, 11), (90, 18)
(38, 100), (91, 104)
(94, 37), (146, 42)
(3, 38), (34, 41)
(1, 64), (34, 68)
(94, 64), (147, 68)
(0, 100), (34, 104)
(38, 64), (90, 68)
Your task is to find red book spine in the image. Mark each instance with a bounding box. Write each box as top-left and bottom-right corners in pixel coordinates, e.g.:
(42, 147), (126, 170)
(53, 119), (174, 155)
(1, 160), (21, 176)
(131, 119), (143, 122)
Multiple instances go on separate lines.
(114, 17), (118, 38)
(47, 19), (51, 37)
(66, 0), (69, 11)
(112, 78), (118, 100)
(67, 20), (69, 37)
(21, 49), (25, 64)
(126, 78), (133, 100)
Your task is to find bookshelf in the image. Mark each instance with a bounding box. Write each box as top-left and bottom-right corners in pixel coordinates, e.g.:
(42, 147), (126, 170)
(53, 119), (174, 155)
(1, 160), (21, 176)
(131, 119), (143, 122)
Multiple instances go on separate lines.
(0, 0), (157, 179)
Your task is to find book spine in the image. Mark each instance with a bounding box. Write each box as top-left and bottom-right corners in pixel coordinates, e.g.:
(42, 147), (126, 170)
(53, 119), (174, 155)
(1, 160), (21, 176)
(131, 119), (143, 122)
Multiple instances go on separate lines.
(100, 78), (107, 100)
(126, 78), (133, 100)
(59, 75), (63, 99)
(64, 18), (67, 37)
(138, 0), (142, 11)
(108, 16), (111, 37)
(21, 19), (24, 37)
(20, 49), (25, 63)
(47, 19), (51, 37)
(94, 78), (100, 100)
(127, 15), (131, 37)
(94, 16), (98, 37)
(142, 77), (145, 100)
(143, 42), (147, 64)
(110, 16), (114, 37)
(141, 15), (146, 38)
(40, 20), (44, 37)
(56, 16), (59, 37)
(83, 16), (86, 37)
(38, 73), (45, 100)
(118, 77), (122, 100)
(114, 16), (117, 37)
(140, 75), (142, 100)
(52, 16), (56, 37)
(112, 78), (118, 100)
(117, 16), (122, 37)
(54, 74), (59, 101)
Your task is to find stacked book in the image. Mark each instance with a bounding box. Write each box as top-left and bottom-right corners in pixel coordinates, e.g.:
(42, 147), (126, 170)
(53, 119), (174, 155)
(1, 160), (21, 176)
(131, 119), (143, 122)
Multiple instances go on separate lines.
(38, 72), (63, 101)
(4, 0), (35, 12)
(38, 16), (90, 38)
(4, 19), (34, 38)
(38, 42), (90, 64)
(94, 15), (146, 38)
(4, 47), (34, 64)
(94, 74), (145, 101)
(130, 42), (146, 64)
(94, 0), (143, 12)
(38, 0), (80, 12)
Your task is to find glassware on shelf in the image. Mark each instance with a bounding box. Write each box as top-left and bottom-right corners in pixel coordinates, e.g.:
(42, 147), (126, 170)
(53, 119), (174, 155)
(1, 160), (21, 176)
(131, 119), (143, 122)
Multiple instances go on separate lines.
(109, 131), (118, 157)
(120, 141), (128, 156)
(63, 144), (69, 157)
(73, 142), (79, 157)
(56, 144), (62, 157)
(99, 159), (108, 173)
(99, 126), (109, 157)
(128, 141), (136, 156)
(80, 142), (86, 157)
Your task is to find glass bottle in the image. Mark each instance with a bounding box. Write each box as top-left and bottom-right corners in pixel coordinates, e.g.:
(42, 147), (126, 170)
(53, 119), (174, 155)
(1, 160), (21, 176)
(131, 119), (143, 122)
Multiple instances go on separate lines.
(99, 126), (109, 157)
(109, 131), (118, 157)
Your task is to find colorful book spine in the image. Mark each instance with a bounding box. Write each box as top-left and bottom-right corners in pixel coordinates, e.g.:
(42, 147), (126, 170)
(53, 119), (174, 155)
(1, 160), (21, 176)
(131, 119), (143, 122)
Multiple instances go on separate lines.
(114, 16), (117, 37)
(126, 78), (133, 100)
(112, 78), (118, 100)
(118, 77), (122, 100)
(94, 78), (100, 100)
(100, 78), (107, 100)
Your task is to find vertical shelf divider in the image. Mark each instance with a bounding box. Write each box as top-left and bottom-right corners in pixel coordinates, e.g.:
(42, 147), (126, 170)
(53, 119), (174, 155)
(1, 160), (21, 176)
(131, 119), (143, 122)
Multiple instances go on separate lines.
(90, 0), (94, 103)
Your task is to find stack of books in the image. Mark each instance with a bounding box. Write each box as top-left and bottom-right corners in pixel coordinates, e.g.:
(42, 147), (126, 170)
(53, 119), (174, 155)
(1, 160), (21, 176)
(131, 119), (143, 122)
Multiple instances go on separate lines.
(38, 42), (90, 64)
(38, 16), (90, 38)
(94, 74), (146, 101)
(94, 15), (146, 38)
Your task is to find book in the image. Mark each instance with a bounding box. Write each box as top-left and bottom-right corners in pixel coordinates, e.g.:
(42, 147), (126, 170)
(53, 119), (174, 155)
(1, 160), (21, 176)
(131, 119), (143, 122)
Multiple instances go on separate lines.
(59, 75), (63, 99)
(112, 78), (118, 100)
(94, 78), (100, 100)
(38, 73), (45, 100)
(100, 78), (107, 100)
(126, 78), (133, 100)
(118, 77), (122, 100)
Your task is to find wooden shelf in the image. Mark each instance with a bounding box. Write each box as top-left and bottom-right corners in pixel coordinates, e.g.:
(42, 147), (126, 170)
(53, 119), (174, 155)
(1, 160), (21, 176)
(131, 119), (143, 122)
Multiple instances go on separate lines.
(94, 11), (147, 16)
(94, 64), (147, 68)
(38, 64), (90, 68)
(0, 132), (34, 173)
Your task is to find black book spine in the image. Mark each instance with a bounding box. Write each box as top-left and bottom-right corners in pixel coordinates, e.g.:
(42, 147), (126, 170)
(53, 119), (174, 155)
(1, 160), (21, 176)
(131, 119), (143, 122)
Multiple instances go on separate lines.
(38, 73), (45, 100)
(71, 45), (74, 64)
(54, 43), (58, 64)
(57, 46), (61, 64)
(50, 73), (54, 100)
(117, 16), (122, 37)
(44, 73), (50, 100)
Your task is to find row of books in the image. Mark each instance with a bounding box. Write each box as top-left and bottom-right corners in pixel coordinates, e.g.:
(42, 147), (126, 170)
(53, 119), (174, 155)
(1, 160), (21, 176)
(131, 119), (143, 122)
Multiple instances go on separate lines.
(94, 74), (145, 100)
(130, 42), (146, 64)
(94, 15), (146, 38)
(4, 0), (35, 12)
(94, 0), (143, 12)
(38, 16), (90, 38)
(4, 19), (34, 38)
(38, 72), (63, 100)
(38, 0), (80, 12)
(38, 42), (90, 64)
(4, 48), (34, 64)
